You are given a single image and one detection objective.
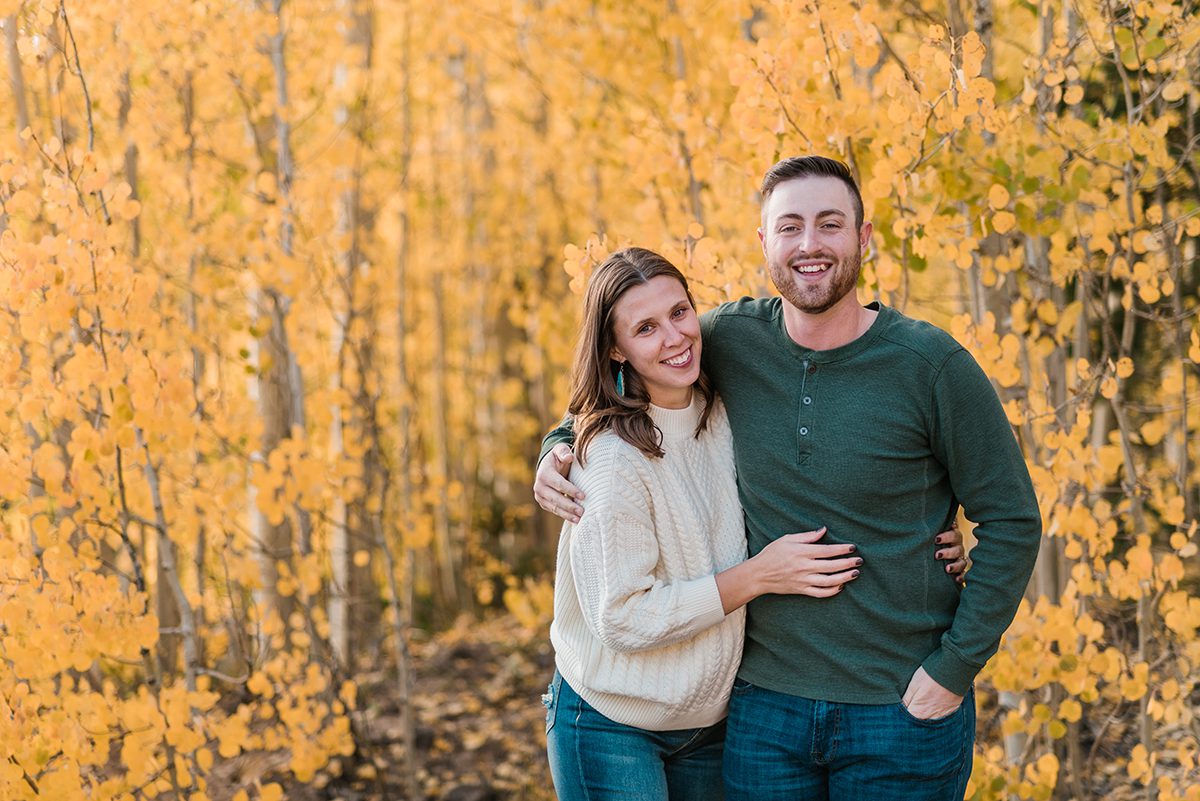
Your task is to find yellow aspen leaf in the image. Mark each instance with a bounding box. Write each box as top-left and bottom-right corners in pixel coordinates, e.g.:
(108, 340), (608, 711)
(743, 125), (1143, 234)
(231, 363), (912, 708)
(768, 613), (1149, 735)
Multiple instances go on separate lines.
(1035, 299), (1058, 325)
(987, 184), (1010, 210)
(1115, 357), (1134, 378)
(255, 171), (278, 199)
(1128, 744), (1154, 784)
(353, 549), (370, 567)
(1063, 84), (1084, 104)
(687, 222), (704, 239)
(1158, 553), (1185, 584)
(1188, 329), (1200, 363)
(1127, 537), (1154, 580)
(1059, 698), (1082, 722)
(1162, 81), (1186, 102)
(991, 210), (1016, 234)
(261, 784), (284, 801)
(1138, 417), (1166, 446)
(247, 672), (274, 699)
(1001, 711), (1025, 738)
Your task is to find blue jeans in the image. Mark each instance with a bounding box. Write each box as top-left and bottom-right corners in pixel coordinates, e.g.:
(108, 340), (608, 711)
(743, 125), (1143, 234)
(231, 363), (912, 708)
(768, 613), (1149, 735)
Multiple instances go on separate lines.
(723, 678), (975, 801)
(544, 671), (726, 801)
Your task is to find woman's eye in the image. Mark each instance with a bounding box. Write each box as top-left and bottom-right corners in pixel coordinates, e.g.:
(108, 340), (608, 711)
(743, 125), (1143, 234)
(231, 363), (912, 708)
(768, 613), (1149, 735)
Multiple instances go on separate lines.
(672, 308), (686, 318)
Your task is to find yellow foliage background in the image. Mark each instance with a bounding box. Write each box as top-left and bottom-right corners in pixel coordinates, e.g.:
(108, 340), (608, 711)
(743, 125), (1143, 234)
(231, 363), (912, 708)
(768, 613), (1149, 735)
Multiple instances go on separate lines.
(0, 0), (1198, 799)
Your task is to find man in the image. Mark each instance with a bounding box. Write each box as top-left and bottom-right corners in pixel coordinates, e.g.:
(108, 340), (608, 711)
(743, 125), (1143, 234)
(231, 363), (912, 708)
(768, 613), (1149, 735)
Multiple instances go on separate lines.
(535, 156), (1041, 799)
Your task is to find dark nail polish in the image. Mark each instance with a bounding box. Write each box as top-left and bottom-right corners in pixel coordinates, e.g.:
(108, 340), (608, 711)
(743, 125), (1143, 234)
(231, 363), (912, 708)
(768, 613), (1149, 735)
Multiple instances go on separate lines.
(851, 570), (860, 578)
(847, 545), (857, 553)
(935, 536), (945, 544)
(935, 550), (944, 559)
(855, 558), (863, 566)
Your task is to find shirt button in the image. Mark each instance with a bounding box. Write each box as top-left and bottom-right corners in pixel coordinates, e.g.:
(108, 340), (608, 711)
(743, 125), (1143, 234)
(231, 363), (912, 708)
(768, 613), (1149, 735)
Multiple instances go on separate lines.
(799, 427), (809, 436)
(803, 396), (812, 405)
(807, 365), (818, 375)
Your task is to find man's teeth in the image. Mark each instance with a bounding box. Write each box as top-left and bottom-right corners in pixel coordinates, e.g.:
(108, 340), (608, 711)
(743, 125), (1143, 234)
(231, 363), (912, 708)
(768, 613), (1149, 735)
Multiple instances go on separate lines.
(794, 263), (829, 273)
(664, 349), (691, 366)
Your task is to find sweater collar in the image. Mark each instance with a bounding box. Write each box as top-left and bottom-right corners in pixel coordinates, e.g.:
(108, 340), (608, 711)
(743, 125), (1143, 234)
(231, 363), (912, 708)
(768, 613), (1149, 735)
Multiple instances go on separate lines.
(647, 391), (703, 441)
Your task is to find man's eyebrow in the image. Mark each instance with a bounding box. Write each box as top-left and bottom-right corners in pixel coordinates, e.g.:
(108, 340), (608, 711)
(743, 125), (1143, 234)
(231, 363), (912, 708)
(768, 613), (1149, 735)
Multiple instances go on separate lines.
(775, 209), (847, 222)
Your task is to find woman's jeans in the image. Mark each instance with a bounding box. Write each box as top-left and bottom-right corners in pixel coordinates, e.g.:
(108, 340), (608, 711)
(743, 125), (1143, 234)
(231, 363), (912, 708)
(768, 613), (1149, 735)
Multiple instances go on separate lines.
(544, 671), (726, 801)
(723, 677), (976, 801)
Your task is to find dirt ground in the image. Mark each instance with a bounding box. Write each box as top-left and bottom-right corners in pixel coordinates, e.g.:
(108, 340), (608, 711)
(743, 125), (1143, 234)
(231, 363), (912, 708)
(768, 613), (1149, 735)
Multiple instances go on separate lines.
(308, 615), (557, 801)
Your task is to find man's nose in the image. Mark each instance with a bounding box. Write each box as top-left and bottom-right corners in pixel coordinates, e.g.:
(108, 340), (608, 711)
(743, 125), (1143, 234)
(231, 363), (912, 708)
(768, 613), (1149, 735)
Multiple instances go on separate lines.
(795, 228), (814, 253)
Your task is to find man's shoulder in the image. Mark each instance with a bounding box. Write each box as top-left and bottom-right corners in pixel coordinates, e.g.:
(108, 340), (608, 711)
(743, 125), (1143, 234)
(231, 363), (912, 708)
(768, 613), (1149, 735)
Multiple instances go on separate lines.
(877, 306), (965, 369)
(702, 296), (779, 339)
(707, 295), (778, 322)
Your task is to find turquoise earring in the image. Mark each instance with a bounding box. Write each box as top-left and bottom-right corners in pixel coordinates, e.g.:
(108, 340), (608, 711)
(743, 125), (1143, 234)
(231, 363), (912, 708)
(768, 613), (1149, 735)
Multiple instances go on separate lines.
(616, 363), (625, 396)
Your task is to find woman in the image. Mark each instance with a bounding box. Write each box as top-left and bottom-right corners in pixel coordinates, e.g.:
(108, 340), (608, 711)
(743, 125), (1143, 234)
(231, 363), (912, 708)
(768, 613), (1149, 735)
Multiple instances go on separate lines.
(543, 248), (963, 801)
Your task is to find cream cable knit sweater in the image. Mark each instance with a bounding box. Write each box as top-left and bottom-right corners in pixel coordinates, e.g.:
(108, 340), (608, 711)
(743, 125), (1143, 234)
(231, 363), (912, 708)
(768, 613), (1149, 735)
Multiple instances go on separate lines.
(549, 394), (747, 730)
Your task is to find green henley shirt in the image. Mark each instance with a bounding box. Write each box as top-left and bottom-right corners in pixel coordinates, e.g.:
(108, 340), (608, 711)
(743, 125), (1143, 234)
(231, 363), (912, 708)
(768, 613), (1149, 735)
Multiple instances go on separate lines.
(543, 298), (1042, 703)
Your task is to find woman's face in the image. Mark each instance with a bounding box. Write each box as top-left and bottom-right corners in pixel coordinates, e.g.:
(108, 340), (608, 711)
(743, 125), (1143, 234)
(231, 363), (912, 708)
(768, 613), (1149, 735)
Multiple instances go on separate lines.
(609, 275), (701, 409)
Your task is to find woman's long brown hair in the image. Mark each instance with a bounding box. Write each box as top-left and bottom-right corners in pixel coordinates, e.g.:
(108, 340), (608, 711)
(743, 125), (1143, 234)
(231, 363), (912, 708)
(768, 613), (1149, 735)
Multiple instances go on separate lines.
(568, 247), (716, 463)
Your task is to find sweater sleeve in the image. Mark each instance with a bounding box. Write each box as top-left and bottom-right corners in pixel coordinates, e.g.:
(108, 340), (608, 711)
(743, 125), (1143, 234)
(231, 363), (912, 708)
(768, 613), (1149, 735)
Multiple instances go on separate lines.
(568, 444), (727, 653)
(922, 348), (1042, 694)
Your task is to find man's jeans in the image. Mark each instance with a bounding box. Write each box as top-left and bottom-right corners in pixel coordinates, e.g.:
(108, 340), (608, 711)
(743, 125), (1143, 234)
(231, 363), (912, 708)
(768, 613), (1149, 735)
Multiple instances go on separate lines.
(545, 671), (726, 801)
(723, 677), (975, 801)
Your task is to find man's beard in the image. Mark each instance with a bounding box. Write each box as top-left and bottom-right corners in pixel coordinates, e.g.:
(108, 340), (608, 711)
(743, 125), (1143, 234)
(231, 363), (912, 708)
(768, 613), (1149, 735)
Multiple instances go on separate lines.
(770, 249), (862, 315)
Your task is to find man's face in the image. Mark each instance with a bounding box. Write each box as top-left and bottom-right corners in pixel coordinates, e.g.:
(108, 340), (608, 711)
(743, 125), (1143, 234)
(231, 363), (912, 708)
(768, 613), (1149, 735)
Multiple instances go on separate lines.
(758, 175), (872, 316)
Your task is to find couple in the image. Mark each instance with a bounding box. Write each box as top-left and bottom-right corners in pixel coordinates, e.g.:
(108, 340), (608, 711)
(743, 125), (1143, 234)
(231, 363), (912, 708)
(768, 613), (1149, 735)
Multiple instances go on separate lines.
(534, 156), (1042, 800)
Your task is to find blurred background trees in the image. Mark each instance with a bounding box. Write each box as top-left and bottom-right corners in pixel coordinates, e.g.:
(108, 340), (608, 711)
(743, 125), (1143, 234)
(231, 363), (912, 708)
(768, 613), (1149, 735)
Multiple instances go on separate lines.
(0, 0), (1197, 798)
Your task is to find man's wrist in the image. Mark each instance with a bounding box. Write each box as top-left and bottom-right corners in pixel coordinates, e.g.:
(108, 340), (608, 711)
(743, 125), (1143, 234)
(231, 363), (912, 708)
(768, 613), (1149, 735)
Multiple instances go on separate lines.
(921, 648), (977, 696)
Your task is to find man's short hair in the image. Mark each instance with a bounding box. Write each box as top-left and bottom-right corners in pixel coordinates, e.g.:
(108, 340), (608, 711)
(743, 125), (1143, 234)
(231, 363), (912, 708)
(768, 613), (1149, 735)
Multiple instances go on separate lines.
(760, 156), (864, 229)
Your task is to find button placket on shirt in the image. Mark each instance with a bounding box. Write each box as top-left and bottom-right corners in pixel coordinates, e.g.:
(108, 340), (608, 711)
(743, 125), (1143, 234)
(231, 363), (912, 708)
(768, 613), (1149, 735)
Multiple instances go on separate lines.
(797, 360), (818, 463)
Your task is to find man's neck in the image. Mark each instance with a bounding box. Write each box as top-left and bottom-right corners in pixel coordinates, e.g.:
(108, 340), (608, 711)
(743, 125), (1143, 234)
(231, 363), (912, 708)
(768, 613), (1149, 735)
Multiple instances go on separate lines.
(781, 295), (879, 351)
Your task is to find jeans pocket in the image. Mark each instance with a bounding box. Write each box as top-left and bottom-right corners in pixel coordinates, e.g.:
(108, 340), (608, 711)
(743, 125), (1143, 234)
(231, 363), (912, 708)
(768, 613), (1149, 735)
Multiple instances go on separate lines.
(542, 671), (561, 734)
(896, 697), (964, 727)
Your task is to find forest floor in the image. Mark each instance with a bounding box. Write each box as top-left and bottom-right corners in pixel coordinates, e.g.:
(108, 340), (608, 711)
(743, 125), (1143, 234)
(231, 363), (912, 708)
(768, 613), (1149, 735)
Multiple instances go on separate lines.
(226, 612), (1163, 801)
(269, 614), (558, 801)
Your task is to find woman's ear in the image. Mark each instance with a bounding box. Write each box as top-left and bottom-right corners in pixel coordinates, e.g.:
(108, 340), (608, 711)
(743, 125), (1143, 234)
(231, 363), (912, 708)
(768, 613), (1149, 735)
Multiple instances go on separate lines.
(609, 348), (625, 364)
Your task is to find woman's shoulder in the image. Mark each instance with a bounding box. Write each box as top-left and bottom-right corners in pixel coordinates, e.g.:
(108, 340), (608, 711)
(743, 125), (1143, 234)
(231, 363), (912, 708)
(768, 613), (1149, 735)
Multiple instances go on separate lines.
(569, 429), (653, 496)
(571, 431), (657, 513)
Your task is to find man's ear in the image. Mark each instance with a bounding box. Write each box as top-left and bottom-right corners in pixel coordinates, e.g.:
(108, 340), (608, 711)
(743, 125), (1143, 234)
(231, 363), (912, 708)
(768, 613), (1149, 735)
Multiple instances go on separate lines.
(757, 226), (766, 253)
(859, 221), (874, 253)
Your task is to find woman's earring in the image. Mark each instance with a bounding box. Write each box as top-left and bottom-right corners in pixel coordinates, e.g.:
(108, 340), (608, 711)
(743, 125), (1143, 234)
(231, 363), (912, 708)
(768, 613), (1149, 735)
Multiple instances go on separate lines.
(616, 363), (625, 396)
